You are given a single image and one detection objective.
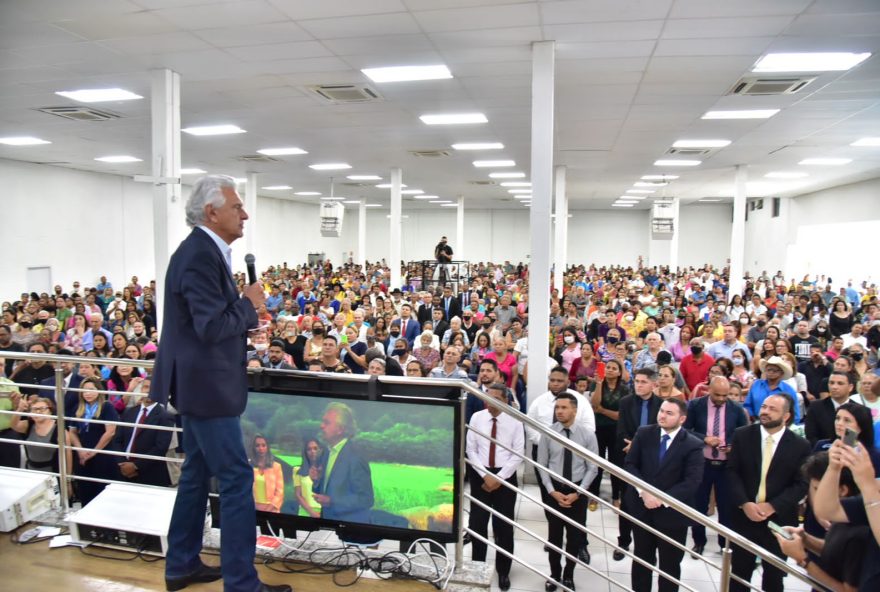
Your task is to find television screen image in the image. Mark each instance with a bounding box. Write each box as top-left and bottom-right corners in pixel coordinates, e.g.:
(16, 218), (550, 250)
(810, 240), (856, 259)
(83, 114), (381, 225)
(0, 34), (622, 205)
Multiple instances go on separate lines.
(238, 388), (459, 543)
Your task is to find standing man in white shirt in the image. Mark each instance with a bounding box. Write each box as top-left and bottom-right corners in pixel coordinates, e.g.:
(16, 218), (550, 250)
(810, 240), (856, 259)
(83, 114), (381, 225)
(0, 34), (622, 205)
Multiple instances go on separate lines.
(466, 383), (524, 591)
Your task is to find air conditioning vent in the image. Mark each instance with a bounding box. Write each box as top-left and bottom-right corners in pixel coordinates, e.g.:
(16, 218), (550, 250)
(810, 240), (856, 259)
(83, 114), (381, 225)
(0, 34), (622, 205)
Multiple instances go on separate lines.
(729, 76), (816, 96)
(308, 84), (382, 104)
(666, 147), (712, 156)
(35, 106), (122, 121)
(409, 150), (450, 158)
(238, 154), (279, 163)
(469, 180), (495, 186)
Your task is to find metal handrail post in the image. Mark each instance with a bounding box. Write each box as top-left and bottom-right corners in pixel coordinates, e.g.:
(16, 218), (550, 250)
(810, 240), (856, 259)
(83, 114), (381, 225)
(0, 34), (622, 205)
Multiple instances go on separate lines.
(719, 543), (733, 592)
(53, 366), (70, 513)
(454, 387), (467, 565)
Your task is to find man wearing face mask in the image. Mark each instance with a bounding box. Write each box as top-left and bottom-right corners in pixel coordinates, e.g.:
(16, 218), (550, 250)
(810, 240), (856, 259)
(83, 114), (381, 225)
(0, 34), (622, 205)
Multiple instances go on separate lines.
(247, 330), (270, 365)
(679, 337), (716, 394)
(746, 314), (769, 350)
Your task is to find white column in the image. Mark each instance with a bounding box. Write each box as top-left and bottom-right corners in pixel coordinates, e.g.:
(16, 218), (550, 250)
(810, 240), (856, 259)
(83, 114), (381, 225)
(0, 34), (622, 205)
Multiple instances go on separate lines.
(527, 41), (555, 406)
(669, 197), (680, 272)
(150, 68), (182, 333)
(389, 168), (403, 288)
(456, 195), (465, 261)
(358, 200), (367, 268)
(729, 165), (747, 297)
(553, 165), (567, 296)
(244, 172), (258, 260)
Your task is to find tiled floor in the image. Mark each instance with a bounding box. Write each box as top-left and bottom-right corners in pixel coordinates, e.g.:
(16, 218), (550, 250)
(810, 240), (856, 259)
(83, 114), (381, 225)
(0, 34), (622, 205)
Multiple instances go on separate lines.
(458, 476), (814, 592)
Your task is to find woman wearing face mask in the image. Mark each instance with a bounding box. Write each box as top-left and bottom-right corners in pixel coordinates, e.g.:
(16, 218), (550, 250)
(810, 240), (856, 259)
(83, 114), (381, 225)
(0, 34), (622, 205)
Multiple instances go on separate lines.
(728, 295), (746, 320)
(281, 320), (307, 370)
(845, 345), (870, 379)
(68, 377), (119, 505)
(810, 321), (831, 349)
(11, 315), (37, 348)
(390, 338), (412, 368)
(730, 349), (754, 388)
(302, 319), (325, 366)
(557, 327), (582, 372)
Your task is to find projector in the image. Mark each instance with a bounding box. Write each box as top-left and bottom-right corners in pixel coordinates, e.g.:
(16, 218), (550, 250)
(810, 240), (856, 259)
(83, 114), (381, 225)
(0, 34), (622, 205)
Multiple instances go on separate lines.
(68, 482), (177, 556)
(0, 467), (60, 532)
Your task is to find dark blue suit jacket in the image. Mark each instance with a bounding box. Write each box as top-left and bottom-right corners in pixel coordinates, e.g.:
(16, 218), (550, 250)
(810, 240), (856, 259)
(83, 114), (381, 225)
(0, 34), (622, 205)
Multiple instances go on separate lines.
(112, 404), (174, 487)
(313, 440), (374, 523)
(40, 373), (82, 417)
(149, 227), (258, 417)
(400, 318), (421, 347)
(684, 397), (748, 445)
(624, 425), (705, 530)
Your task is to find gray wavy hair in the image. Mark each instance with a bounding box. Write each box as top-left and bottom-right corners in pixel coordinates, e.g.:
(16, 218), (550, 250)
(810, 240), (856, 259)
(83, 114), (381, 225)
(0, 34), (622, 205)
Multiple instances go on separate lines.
(185, 175), (237, 227)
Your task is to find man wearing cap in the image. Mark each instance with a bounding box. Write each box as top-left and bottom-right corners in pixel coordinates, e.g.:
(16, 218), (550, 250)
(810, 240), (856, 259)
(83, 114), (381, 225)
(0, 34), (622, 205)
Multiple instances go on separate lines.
(743, 356), (802, 423)
(804, 371), (855, 446)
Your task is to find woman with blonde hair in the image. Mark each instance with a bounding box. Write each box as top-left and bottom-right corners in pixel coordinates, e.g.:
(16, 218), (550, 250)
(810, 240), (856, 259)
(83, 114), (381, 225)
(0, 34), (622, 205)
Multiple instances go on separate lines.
(68, 377), (119, 505)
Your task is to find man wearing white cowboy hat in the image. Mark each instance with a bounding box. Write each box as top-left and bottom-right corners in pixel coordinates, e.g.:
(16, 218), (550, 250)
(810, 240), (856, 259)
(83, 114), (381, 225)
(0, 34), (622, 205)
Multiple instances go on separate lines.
(743, 356), (802, 423)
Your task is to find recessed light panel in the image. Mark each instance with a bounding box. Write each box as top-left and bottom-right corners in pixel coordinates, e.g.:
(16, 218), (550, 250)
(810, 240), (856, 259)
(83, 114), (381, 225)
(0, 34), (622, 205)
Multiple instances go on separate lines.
(440, 203), (459, 207)
(500, 182), (531, 187)
(612, 203), (634, 208)
(400, 189), (424, 195)
(420, 113), (487, 125)
(257, 147), (307, 156)
(452, 142), (503, 150)
(618, 196), (646, 200)
(851, 137), (880, 147)
(702, 110), (779, 120)
(699, 199), (722, 202)
(182, 124), (246, 136)
(489, 172), (526, 178)
(753, 52), (871, 73)
(309, 163), (351, 170)
(262, 185), (292, 190)
(376, 183), (407, 189)
(654, 159), (701, 167)
(798, 158), (852, 166)
(362, 65), (452, 83)
(764, 171), (808, 179)
(94, 155), (142, 163)
(429, 200), (451, 204)
(641, 175), (679, 180)
(672, 139), (731, 148)
(634, 181), (667, 187)
(295, 191), (321, 196)
(412, 195), (437, 200)
(508, 189), (532, 194)
(0, 136), (51, 146)
(180, 168), (206, 175)
(365, 204), (382, 207)
(626, 189), (655, 194)
(56, 88), (142, 102)
(473, 160), (515, 167)
(347, 175), (382, 180)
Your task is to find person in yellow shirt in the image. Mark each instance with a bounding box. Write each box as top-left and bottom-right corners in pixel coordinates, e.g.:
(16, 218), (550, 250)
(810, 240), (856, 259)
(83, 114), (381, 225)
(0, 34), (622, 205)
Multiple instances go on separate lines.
(250, 434), (284, 513)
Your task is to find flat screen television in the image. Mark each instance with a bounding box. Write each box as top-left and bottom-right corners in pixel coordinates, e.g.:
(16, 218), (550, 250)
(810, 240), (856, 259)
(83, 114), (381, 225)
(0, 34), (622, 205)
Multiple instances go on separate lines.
(210, 370), (464, 545)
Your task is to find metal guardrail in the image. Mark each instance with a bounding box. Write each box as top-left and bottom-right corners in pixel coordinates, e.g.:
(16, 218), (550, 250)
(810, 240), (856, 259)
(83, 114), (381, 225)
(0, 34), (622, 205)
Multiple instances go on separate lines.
(0, 351), (829, 591)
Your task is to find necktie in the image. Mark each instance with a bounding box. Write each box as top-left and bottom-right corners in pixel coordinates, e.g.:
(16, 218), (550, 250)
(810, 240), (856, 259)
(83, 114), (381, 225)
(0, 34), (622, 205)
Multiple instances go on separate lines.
(562, 428), (573, 481)
(445, 298), (450, 317)
(488, 418), (497, 468)
(402, 319), (407, 337)
(757, 435), (774, 503)
(659, 433), (671, 461)
(130, 407), (149, 455)
(640, 399), (649, 426)
(712, 404), (722, 459)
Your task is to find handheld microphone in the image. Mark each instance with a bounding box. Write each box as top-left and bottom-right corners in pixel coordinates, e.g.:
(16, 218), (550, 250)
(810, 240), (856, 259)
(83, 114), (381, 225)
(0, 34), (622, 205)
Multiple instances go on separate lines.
(245, 254), (257, 285)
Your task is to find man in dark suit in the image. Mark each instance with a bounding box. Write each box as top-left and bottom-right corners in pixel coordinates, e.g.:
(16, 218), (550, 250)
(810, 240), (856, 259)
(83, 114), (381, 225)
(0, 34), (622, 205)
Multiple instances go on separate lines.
(114, 394), (174, 487)
(431, 307), (450, 341)
(440, 285), (462, 322)
(149, 175), (287, 592)
(727, 393), (811, 592)
(265, 340), (295, 370)
(804, 370), (855, 445)
(38, 349), (82, 417)
(398, 303), (421, 347)
(614, 368), (663, 561)
(625, 399), (705, 592)
(684, 376), (748, 554)
(312, 402), (375, 543)
(417, 293), (435, 326)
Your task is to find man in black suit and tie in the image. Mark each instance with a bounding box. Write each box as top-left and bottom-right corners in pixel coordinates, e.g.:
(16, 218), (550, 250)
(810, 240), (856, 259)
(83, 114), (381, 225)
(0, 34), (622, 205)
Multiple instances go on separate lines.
(150, 175), (288, 592)
(114, 393), (174, 487)
(614, 368), (663, 561)
(37, 349), (82, 417)
(804, 370), (855, 445)
(398, 303), (421, 348)
(417, 293), (435, 326)
(441, 285), (462, 322)
(684, 377), (748, 554)
(625, 398), (705, 592)
(727, 393), (811, 592)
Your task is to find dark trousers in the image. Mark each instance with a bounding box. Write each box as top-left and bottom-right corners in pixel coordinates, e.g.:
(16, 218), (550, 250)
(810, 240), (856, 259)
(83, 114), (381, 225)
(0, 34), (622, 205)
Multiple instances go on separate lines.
(546, 480), (588, 581)
(532, 444), (553, 517)
(0, 429), (22, 468)
(618, 485), (633, 548)
(729, 516), (787, 592)
(632, 516), (688, 592)
(468, 467), (517, 576)
(166, 416), (259, 592)
(588, 424), (623, 500)
(691, 460), (731, 547)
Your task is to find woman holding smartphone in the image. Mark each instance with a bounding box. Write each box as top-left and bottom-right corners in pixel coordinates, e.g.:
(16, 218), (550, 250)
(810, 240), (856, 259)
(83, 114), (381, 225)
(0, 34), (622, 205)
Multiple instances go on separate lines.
(813, 402), (880, 473)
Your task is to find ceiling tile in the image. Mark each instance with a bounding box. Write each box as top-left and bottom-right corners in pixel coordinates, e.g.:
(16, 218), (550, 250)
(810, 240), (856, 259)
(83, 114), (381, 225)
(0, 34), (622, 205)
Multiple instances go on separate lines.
(662, 16), (795, 39)
(784, 13), (880, 36)
(155, 1), (290, 30)
(99, 31), (215, 55)
(540, 0), (673, 24)
(557, 40), (656, 59)
(0, 22), (85, 49)
(296, 12), (421, 39)
(413, 3), (540, 33)
(224, 41), (333, 62)
(193, 22), (314, 47)
(51, 12), (179, 40)
(322, 34), (434, 56)
(543, 20), (664, 42)
(441, 46), (532, 64)
(428, 26), (542, 49)
(270, 0), (407, 20)
(654, 37), (774, 57)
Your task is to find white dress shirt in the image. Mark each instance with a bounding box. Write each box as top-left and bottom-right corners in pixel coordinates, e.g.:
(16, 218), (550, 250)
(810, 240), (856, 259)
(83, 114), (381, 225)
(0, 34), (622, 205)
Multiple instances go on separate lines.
(526, 389), (596, 446)
(466, 409), (524, 480)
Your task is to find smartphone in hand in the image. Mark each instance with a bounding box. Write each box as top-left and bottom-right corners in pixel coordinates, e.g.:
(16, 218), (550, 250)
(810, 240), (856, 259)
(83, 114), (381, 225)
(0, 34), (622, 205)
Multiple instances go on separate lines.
(843, 427), (858, 448)
(768, 521), (794, 541)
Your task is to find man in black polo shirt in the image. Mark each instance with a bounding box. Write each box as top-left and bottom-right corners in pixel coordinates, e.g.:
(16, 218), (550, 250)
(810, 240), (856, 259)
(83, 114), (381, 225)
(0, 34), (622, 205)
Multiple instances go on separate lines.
(797, 343), (831, 406)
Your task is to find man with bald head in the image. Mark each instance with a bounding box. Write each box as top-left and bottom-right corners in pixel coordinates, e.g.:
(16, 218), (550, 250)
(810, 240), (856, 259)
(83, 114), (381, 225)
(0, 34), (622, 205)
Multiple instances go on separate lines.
(684, 377), (748, 555)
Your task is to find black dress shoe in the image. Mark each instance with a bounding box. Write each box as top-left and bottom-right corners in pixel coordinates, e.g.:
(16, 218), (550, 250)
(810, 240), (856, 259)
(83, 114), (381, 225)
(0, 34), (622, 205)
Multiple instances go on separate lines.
(545, 581), (557, 592)
(498, 574), (511, 590)
(165, 563), (223, 591)
(562, 577), (576, 591)
(690, 543), (705, 558)
(577, 546), (591, 564)
(612, 547), (627, 561)
(258, 584), (292, 592)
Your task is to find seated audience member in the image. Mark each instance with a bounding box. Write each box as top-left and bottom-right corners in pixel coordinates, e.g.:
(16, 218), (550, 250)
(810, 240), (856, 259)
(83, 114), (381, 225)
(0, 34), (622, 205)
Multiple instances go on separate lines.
(654, 365), (685, 401)
(743, 355), (802, 423)
(249, 434), (284, 513)
(813, 401), (880, 473)
(405, 359), (427, 378)
(68, 377), (119, 505)
(806, 370), (857, 445)
(9, 396), (72, 473)
(851, 372), (880, 422)
(690, 360), (732, 400)
(317, 335), (350, 374)
(113, 394), (174, 487)
(412, 331), (441, 371)
(485, 336), (518, 389)
(679, 336), (715, 393)
(9, 342), (55, 396)
(429, 347), (469, 379)
(339, 326), (368, 374)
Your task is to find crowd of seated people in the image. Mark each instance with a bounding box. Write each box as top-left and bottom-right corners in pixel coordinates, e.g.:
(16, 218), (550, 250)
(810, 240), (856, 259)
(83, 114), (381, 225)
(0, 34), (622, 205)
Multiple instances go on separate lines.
(1, 262), (880, 590)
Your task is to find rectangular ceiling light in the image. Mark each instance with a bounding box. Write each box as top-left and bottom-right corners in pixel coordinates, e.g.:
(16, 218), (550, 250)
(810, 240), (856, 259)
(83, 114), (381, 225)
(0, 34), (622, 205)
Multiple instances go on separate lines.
(0, 136), (51, 145)
(362, 65), (452, 83)
(295, 191), (321, 196)
(257, 147), (307, 156)
(699, 199), (722, 202)
(400, 189), (424, 195)
(798, 158), (852, 165)
(365, 203), (383, 207)
(420, 113), (487, 125)
(765, 171), (808, 179)
(641, 175), (678, 180)
(672, 139), (731, 148)
(182, 124), (246, 136)
(376, 183), (407, 188)
(508, 189), (532, 194)
(320, 196), (345, 201)
(500, 181), (531, 187)
(851, 137), (880, 147)
(56, 88), (143, 102)
(180, 168), (206, 174)
(619, 195), (646, 200)
(634, 181), (667, 187)
(473, 160), (514, 167)
(702, 109), (779, 120)
(440, 203), (459, 207)
(654, 159), (701, 167)
(347, 175), (382, 180)
(309, 163), (351, 170)
(612, 203), (634, 208)
(262, 185), (292, 190)
(452, 142), (503, 150)
(94, 155), (142, 163)
(342, 200), (361, 204)
(489, 171), (526, 178)
(429, 200), (451, 204)
(413, 195), (437, 200)
(626, 189), (655, 194)
(753, 52), (871, 73)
